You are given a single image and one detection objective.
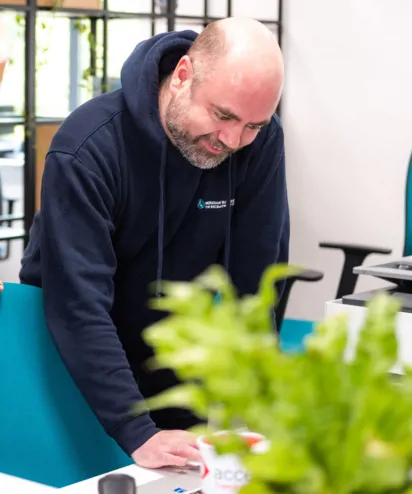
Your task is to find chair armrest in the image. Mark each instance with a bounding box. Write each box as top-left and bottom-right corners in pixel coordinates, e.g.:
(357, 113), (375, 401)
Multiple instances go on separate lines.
(275, 268), (324, 332)
(319, 242), (392, 256)
(293, 269), (324, 283)
(319, 241), (392, 299)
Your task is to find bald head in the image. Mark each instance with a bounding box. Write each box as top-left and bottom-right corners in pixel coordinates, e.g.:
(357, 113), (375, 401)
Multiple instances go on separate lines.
(188, 17), (284, 90)
(159, 18), (284, 170)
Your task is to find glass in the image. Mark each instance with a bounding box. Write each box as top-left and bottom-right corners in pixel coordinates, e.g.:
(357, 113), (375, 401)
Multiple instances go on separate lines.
(175, 21), (203, 34)
(35, 13), (71, 118)
(0, 13), (26, 235)
(107, 19), (152, 84)
(207, 0), (227, 18)
(156, 18), (205, 35)
(0, 122), (24, 253)
(35, 14), (104, 117)
(175, 0), (203, 17)
(155, 18), (168, 35)
(0, 11), (25, 116)
(107, 0), (151, 13)
(231, 0), (280, 21)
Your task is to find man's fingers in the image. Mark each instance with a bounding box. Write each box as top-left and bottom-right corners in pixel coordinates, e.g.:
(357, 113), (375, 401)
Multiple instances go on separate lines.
(187, 437), (200, 449)
(132, 430), (203, 469)
(162, 452), (189, 467)
(175, 444), (202, 461)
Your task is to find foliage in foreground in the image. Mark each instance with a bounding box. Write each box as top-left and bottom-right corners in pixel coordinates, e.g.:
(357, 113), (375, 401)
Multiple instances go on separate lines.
(136, 264), (412, 494)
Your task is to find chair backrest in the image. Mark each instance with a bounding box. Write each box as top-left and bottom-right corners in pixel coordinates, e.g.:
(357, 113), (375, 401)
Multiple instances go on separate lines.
(0, 283), (132, 488)
(404, 151), (412, 257)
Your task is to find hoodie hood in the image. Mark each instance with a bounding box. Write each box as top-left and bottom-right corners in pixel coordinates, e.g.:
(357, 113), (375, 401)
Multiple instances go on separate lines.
(120, 30), (198, 147)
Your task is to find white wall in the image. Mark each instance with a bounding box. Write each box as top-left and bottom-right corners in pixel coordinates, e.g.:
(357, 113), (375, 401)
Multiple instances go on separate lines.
(281, 0), (412, 321)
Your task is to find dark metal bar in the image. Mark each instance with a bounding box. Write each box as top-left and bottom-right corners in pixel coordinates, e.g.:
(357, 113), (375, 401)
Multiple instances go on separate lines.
(173, 15), (279, 24)
(35, 117), (65, 124)
(89, 17), (97, 77)
(276, 0), (283, 118)
(151, 0), (156, 36)
(101, 0), (108, 93)
(36, 6), (103, 17)
(278, 0), (283, 49)
(45, 11), (278, 23)
(108, 11), (164, 19)
(23, 0), (37, 243)
(0, 5), (30, 12)
(227, 0), (231, 18)
(0, 117), (25, 126)
(69, 20), (80, 111)
(167, 0), (176, 31)
(203, 0), (208, 27)
(102, 15), (108, 92)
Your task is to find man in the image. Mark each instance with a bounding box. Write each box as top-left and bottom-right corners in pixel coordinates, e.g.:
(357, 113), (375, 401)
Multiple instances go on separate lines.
(20, 17), (289, 468)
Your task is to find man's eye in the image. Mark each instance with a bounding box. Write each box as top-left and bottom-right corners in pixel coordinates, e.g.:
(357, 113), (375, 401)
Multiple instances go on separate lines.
(247, 125), (261, 131)
(217, 113), (230, 121)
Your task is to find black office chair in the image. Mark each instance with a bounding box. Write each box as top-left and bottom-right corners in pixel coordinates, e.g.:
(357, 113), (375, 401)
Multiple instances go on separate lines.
(316, 150), (412, 303)
(277, 243), (391, 352)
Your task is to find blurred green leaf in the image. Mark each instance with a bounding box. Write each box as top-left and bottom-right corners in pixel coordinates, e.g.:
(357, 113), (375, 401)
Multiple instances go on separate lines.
(134, 263), (412, 494)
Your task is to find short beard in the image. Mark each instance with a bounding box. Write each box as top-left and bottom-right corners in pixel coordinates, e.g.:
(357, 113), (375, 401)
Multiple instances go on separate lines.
(165, 94), (234, 170)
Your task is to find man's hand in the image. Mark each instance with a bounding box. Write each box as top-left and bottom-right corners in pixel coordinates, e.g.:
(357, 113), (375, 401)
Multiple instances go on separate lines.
(132, 430), (202, 469)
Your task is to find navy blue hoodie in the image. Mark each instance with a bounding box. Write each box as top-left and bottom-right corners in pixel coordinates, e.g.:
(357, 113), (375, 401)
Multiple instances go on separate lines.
(20, 30), (290, 456)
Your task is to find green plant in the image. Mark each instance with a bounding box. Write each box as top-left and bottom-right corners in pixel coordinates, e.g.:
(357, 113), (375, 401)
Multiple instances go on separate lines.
(136, 264), (412, 494)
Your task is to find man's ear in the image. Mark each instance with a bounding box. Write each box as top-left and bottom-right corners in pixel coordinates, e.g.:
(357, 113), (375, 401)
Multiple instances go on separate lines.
(169, 55), (194, 95)
(0, 59), (7, 85)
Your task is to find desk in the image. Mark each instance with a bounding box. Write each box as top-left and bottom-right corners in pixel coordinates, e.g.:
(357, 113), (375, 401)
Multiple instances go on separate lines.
(325, 298), (412, 374)
(60, 464), (170, 493)
(0, 472), (56, 492)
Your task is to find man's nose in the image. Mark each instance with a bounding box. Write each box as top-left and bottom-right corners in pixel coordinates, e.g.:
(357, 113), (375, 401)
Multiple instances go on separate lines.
(218, 127), (242, 151)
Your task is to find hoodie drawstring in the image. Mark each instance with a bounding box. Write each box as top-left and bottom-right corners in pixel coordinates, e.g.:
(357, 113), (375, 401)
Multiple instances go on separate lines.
(156, 141), (167, 297)
(224, 156), (233, 272)
(156, 145), (233, 298)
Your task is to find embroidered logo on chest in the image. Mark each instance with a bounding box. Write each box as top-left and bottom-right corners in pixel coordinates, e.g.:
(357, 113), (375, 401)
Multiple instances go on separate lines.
(197, 198), (235, 210)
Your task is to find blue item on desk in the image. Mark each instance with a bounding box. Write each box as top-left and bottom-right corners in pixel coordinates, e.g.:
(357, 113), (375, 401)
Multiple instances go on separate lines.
(279, 318), (314, 353)
(0, 283), (132, 488)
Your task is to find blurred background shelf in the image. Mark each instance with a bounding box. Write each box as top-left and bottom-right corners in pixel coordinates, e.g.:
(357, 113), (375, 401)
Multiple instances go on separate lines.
(0, 0), (100, 6)
(0, 0), (282, 262)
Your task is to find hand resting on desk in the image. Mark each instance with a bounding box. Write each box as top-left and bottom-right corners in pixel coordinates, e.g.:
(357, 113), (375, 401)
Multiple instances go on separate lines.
(132, 430), (202, 469)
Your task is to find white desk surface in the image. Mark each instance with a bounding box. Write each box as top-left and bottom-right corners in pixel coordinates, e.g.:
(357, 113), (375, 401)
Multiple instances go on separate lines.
(60, 464), (164, 493)
(0, 472), (57, 492)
